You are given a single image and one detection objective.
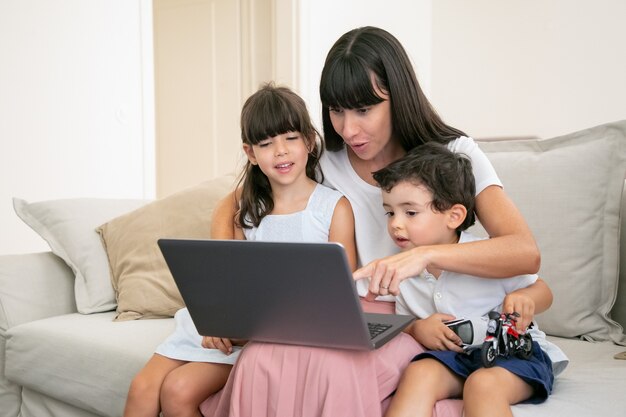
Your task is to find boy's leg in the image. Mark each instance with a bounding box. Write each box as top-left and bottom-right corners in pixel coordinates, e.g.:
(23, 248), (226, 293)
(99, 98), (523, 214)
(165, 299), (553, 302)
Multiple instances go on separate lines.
(463, 367), (533, 417)
(385, 358), (463, 417)
(160, 361), (232, 417)
(123, 354), (186, 417)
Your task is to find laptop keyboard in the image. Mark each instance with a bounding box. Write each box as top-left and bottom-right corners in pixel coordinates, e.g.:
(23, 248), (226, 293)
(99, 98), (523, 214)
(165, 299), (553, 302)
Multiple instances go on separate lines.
(368, 322), (392, 339)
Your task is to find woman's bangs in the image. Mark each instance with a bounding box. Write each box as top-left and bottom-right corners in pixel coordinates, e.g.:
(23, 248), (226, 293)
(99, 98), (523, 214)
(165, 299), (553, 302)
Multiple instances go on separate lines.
(320, 57), (384, 109)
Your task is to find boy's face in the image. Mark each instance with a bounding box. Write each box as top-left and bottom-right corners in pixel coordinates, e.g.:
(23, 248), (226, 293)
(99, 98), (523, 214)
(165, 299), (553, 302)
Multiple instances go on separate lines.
(382, 180), (460, 250)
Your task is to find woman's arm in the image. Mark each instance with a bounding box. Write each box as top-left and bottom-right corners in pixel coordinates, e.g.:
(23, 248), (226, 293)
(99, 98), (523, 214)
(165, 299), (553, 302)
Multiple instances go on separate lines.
(329, 197), (358, 271)
(421, 185), (540, 278)
(354, 185), (541, 296)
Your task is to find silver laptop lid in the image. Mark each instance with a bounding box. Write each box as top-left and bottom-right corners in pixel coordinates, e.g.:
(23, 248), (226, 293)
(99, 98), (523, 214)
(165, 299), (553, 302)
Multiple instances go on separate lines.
(158, 239), (414, 350)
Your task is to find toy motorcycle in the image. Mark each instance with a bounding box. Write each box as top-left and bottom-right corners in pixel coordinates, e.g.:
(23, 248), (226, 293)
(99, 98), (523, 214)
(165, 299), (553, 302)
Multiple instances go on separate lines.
(481, 310), (533, 367)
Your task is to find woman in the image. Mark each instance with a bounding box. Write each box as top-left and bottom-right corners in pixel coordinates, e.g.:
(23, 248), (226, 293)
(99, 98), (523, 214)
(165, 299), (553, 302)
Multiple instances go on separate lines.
(317, 26), (546, 332)
(201, 26), (550, 417)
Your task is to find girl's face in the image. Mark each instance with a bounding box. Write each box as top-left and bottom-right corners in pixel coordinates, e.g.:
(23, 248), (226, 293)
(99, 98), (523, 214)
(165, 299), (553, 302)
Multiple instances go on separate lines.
(243, 131), (312, 188)
(327, 82), (395, 161)
(382, 181), (459, 250)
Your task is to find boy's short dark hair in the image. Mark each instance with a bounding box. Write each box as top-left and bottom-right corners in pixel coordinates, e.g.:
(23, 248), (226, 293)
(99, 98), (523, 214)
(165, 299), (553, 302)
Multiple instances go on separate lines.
(373, 142), (476, 232)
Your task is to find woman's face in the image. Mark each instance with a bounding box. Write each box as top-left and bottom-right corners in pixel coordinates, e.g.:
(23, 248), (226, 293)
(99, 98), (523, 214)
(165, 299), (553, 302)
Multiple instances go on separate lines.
(328, 83), (395, 162)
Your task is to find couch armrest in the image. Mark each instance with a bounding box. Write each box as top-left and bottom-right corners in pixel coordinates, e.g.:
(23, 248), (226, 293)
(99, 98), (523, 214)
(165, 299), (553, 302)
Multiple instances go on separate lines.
(0, 252), (76, 332)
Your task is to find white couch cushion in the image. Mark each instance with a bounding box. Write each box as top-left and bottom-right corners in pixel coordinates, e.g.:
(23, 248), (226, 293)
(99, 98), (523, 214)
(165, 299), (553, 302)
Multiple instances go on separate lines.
(512, 337), (626, 417)
(4, 312), (174, 417)
(474, 120), (626, 343)
(13, 198), (147, 314)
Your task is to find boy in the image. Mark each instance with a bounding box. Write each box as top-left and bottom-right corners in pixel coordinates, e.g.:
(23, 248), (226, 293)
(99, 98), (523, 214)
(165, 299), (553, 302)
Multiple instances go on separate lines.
(372, 142), (568, 417)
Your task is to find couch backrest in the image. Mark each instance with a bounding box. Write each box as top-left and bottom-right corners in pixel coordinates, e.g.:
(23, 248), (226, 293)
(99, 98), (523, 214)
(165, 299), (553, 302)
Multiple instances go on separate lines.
(475, 120), (626, 344)
(614, 180), (626, 329)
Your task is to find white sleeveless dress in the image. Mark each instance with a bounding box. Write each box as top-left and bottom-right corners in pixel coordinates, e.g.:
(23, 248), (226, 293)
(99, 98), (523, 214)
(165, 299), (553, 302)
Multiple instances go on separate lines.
(155, 184), (343, 364)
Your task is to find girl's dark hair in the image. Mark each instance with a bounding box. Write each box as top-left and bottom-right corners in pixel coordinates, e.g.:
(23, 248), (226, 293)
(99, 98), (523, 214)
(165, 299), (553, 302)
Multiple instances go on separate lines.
(237, 82), (322, 228)
(320, 26), (466, 152)
(373, 142), (476, 232)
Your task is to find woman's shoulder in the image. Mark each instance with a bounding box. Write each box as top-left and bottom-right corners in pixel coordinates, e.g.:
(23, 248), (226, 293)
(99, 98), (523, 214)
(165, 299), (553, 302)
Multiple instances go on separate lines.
(446, 136), (478, 153)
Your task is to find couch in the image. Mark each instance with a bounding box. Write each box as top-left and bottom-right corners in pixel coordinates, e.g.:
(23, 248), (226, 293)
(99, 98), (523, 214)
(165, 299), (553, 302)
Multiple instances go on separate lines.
(2, 120), (626, 417)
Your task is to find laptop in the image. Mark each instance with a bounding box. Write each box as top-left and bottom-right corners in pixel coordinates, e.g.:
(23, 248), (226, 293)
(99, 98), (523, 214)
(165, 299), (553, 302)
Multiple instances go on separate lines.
(158, 238), (415, 350)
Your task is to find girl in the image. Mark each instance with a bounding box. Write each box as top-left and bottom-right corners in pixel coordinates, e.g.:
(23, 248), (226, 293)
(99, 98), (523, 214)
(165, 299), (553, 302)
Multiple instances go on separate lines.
(123, 82), (356, 417)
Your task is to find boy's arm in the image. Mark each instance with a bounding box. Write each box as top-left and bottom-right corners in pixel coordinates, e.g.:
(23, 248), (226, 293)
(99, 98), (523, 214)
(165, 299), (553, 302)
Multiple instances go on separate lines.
(503, 277), (553, 331)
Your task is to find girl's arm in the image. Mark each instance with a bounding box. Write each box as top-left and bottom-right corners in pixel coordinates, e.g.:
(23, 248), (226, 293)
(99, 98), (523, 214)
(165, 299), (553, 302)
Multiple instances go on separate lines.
(204, 189), (247, 354)
(211, 190), (239, 240)
(329, 197), (358, 271)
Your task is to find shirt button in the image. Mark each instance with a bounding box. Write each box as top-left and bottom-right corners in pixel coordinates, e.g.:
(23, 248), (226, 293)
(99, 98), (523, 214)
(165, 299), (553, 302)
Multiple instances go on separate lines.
(434, 292), (443, 300)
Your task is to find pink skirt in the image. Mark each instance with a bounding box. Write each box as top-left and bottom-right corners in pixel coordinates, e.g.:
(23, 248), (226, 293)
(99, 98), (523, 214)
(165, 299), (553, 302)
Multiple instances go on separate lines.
(200, 299), (463, 417)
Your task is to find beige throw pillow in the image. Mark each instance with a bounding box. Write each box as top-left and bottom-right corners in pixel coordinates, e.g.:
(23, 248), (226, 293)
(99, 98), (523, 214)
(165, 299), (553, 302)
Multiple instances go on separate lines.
(473, 120), (626, 343)
(97, 174), (236, 321)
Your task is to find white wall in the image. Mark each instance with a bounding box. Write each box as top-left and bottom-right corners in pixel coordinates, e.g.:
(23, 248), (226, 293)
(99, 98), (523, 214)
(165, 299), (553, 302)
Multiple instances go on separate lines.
(0, 0), (155, 254)
(4, 0), (624, 254)
(430, 0), (626, 139)
(297, 0), (626, 140)
(296, 0), (432, 130)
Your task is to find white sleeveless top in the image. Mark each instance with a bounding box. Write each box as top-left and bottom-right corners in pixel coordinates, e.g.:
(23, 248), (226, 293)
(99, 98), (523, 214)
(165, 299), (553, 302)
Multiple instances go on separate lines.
(244, 183), (343, 242)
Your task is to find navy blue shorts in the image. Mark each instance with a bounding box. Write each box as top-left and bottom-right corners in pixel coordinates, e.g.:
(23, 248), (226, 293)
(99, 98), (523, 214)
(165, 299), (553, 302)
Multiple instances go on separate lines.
(413, 342), (554, 404)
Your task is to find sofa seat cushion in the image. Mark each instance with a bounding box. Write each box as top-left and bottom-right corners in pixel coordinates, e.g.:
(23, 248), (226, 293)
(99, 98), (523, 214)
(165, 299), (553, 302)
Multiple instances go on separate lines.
(5, 312), (174, 417)
(512, 336), (626, 416)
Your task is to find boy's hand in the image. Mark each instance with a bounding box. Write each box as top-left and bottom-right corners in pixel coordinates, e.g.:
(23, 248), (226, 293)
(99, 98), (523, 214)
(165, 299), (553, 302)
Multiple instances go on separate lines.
(407, 313), (464, 353)
(502, 292), (535, 332)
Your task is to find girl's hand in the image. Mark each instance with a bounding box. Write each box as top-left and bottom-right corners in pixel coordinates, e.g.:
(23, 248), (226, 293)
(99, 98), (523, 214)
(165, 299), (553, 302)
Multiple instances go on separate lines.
(353, 247), (430, 300)
(202, 336), (234, 354)
(502, 291), (535, 332)
(406, 313), (464, 353)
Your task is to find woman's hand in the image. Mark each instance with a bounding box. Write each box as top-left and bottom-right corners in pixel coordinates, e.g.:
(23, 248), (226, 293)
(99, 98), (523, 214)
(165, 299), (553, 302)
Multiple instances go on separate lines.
(353, 246), (431, 299)
(406, 313), (464, 352)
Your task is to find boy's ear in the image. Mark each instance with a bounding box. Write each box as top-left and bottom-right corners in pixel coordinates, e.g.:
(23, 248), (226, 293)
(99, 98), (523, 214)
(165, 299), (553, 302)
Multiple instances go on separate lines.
(243, 144), (257, 165)
(447, 204), (467, 230)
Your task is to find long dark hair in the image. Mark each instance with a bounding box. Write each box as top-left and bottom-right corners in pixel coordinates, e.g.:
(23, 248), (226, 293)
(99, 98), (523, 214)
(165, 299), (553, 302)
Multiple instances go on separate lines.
(320, 26), (465, 152)
(237, 82), (322, 228)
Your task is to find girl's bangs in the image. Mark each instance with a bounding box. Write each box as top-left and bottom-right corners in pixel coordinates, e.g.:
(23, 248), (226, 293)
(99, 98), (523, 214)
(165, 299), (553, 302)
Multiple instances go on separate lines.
(320, 57), (384, 109)
(244, 98), (304, 144)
